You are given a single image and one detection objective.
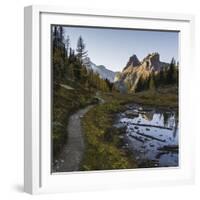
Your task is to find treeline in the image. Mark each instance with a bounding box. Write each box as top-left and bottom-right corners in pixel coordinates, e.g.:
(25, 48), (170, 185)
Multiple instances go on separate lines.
(135, 58), (179, 92)
(52, 25), (111, 92)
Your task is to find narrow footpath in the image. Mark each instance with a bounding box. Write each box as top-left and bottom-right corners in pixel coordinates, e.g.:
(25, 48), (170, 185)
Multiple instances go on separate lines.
(55, 105), (93, 172)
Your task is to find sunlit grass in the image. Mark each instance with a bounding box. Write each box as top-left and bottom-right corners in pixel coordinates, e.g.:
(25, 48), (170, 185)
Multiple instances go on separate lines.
(81, 101), (137, 170)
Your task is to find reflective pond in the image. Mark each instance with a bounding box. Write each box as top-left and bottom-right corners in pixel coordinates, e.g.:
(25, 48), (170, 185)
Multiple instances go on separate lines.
(115, 104), (179, 168)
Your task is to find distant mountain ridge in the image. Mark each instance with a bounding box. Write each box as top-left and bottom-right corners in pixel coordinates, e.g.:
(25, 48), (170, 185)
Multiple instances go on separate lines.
(84, 57), (116, 82)
(114, 52), (170, 93)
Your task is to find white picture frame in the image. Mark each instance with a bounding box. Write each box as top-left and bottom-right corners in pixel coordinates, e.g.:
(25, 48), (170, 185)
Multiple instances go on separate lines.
(24, 5), (195, 194)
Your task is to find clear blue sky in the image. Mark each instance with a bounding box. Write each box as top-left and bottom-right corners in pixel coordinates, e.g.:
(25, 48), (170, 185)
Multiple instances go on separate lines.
(62, 26), (179, 72)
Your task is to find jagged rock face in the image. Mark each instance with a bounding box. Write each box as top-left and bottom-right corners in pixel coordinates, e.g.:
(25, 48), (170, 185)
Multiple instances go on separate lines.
(114, 53), (169, 93)
(123, 54), (140, 71)
(142, 53), (164, 71)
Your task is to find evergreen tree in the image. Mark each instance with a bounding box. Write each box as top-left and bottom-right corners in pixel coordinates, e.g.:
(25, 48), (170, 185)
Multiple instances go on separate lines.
(76, 36), (88, 64)
(59, 26), (64, 42)
(67, 63), (74, 80)
(149, 74), (156, 91)
(73, 59), (82, 81)
(64, 35), (70, 57)
(105, 79), (113, 92)
(175, 68), (179, 86)
(135, 77), (143, 92)
(159, 68), (165, 86)
(80, 66), (88, 86)
(166, 58), (176, 84)
(135, 76), (150, 92)
(53, 26), (57, 37)
(53, 47), (65, 83)
(68, 48), (76, 64)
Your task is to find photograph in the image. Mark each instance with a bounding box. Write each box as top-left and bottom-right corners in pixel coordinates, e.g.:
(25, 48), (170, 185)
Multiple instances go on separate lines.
(51, 25), (179, 173)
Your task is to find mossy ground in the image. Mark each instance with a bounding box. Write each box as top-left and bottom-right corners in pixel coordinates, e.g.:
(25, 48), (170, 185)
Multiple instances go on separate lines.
(81, 101), (137, 171)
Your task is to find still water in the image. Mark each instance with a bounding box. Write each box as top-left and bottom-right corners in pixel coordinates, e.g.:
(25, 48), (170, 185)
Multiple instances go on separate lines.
(115, 104), (178, 168)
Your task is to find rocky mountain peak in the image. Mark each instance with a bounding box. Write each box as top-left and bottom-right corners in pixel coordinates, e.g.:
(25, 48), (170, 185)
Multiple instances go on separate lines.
(143, 52), (160, 70)
(114, 52), (170, 93)
(123, 54), (140, 71)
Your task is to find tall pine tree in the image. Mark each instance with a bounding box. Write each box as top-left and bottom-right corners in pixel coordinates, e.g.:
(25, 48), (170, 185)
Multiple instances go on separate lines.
(76, 36), (88, 64)
(166, 58), (176, 84)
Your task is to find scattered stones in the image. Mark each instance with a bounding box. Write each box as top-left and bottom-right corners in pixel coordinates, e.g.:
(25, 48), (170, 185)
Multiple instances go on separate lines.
(125, 105), (133, 109)
(138, 107), (143, 111)
(120, 113), (126, 117)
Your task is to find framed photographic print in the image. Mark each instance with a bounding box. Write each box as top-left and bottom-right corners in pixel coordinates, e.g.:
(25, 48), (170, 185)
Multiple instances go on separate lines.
(24, 5), (195, 194)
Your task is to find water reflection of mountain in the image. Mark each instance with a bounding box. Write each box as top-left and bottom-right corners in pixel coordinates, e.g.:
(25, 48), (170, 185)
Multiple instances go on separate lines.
(141, 112), (154, 121)
(141, 110), (177, 130)
(117, 105), (179, 167)
(163, 112), (171, 126)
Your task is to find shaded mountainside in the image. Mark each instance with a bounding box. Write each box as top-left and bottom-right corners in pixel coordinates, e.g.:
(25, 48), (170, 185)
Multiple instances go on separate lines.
(84, 57), (116, 82)
(123, 54), (141, 70)
(114, 53), (171, 93)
